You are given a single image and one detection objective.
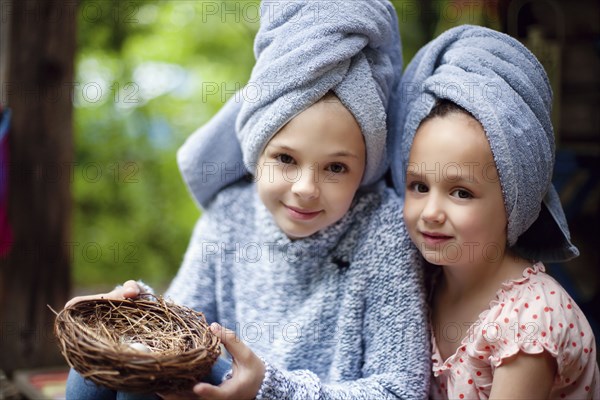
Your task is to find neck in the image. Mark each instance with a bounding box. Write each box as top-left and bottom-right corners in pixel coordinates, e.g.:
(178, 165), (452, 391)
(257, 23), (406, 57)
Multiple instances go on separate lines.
(440, 249), (529, 301)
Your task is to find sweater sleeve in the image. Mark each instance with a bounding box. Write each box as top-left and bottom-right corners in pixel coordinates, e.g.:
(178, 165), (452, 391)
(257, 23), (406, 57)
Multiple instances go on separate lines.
(164, 214), (219, 323)
(255, 199), (431, 400)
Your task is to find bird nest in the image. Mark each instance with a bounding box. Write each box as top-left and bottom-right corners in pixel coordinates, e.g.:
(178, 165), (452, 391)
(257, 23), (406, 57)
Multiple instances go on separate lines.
(52, 296), (221, 393)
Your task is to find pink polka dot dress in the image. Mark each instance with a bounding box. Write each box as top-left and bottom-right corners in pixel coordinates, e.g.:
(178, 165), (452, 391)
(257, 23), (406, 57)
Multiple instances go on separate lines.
(430, 263), (600, 399)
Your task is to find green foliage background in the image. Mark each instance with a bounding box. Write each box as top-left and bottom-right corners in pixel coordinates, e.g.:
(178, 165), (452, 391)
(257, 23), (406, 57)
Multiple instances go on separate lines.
(73, 0), (493, 291)
(73, 0), (258, 290)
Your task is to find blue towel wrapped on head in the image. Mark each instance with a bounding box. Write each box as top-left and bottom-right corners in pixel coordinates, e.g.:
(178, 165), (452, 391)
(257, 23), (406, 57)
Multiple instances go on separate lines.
(178, 0), (402, 208)
(389, 24), (578, 263)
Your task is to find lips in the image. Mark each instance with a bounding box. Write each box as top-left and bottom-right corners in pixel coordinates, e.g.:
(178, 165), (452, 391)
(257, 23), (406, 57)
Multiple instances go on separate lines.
(284, 204), (322, 220)
(419, 231), (453, 246)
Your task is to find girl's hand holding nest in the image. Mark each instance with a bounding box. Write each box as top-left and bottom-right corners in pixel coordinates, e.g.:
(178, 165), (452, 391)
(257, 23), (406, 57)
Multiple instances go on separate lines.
(65, 279), (143, 308)
(158, 323), (265, 400)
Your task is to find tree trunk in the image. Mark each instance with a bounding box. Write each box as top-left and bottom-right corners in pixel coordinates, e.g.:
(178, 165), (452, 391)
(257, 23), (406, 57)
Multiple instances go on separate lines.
(0, 0), (75, 372)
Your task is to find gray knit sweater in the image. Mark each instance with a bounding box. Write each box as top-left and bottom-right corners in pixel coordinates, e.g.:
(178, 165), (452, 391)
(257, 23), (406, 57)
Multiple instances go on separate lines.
(165, 180), (430, 399)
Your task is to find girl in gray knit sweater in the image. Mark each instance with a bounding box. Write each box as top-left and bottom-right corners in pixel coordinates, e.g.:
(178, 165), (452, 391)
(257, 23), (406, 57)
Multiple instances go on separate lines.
(168, 94), (429, 400)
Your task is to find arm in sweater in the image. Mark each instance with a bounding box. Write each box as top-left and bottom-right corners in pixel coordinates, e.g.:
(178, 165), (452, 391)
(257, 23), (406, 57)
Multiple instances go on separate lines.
(164, 214), (219, 323)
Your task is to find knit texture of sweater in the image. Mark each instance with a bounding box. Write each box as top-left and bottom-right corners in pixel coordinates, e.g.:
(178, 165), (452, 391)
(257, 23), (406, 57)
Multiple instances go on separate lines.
(165, 180), (430, 399)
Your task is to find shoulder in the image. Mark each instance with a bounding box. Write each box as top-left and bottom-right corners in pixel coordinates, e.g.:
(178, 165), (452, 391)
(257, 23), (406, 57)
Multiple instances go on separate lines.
(483, 263), (582, 335)
(342, 185), (422, 282)
(204, 179), (258, 225)
(349, 185), (407, 235)
(349, 185), (415, 255)
(478, 263), (596, 378)
(356, 184), (405, 220)
(493, 263), (583, 327)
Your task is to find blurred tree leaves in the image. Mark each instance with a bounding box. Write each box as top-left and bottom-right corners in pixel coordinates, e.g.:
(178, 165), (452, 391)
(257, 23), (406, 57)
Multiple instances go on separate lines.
(73, 0), (258, 289)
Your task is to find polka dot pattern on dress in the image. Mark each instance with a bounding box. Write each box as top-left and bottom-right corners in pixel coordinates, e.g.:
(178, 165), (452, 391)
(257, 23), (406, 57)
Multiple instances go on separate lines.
(430, 262), (599, 400)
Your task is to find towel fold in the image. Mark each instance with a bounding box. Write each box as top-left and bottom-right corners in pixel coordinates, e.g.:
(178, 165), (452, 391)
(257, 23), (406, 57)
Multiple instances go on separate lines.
(390, 25), (578, 263)
(178, 0), (402, 208)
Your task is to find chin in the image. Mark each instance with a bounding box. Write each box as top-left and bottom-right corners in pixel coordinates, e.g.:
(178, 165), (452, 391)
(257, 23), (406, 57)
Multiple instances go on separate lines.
(423, 256), (445, 266)
(284, 229), (317, 240)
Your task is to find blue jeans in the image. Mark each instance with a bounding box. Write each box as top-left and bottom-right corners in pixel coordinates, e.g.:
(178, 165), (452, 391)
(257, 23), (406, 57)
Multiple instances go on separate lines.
(66, 357), (233, 400)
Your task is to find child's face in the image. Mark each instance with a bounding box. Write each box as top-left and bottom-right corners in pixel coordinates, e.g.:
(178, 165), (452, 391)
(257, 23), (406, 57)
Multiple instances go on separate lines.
(403, 113), (507, 268)
(256, 98), (366, 239)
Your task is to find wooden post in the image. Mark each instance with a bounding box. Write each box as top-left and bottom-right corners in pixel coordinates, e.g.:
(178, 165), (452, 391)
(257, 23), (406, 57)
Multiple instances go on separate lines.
(0, 0), (75, 372)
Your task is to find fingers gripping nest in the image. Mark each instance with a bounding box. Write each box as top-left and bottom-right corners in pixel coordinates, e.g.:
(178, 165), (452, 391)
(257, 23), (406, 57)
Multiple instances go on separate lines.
(52, 296), (221, 393)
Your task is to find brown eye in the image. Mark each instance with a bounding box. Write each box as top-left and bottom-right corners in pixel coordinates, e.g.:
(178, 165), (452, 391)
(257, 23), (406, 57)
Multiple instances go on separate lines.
(451, 189), (473, 199)
(327, 163), (347, 174)
(277, 154), (294, 164)
(410, 182), (428, 193)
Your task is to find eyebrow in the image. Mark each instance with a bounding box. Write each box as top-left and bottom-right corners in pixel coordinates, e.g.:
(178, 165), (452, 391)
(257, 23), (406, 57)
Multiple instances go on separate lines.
(406, 171), (480, 184)
(445, 174), (480, 184)
(327, 151), (360, 159)
(267, 143), (360, 159)
(267, 144), (293, 152)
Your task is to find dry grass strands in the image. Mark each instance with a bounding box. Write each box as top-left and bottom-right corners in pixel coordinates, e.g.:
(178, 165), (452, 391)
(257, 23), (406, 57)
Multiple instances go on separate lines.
(52, 296), (221, 393)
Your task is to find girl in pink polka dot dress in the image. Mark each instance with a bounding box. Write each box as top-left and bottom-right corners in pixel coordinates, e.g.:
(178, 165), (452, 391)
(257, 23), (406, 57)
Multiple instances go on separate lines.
(391, 25), (599, 399)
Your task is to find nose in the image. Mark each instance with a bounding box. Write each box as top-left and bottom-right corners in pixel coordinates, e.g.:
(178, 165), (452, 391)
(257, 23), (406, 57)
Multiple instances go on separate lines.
(291, 166), (319, 199)
(421, 194), (445, 224)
